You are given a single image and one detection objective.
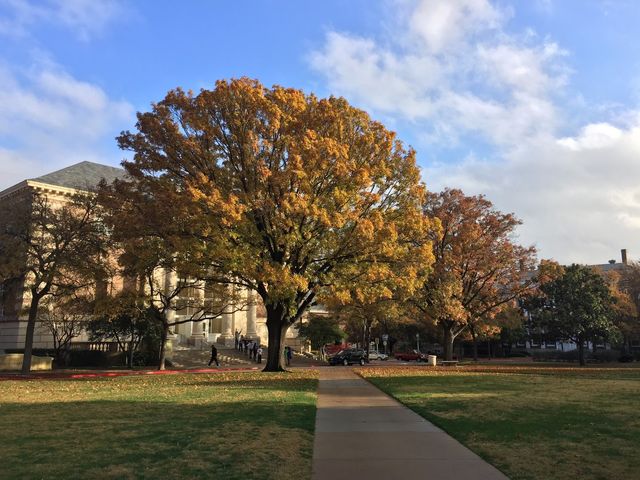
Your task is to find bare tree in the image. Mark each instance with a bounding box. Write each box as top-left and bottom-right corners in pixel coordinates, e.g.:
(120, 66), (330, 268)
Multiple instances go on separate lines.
(0, 191), (107, 373)
(38, 294), (92, 365)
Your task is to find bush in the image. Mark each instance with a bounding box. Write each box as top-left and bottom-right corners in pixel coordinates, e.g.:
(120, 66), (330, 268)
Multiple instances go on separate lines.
(592, 350), (620, 363)
(618, 353), (635, 363)
(532, 350), (579, 362)
(67, 350), (125, 368)
(131, 350), (172, 368)
(506, 351), (530, 358)
(532, 349), (622, 363)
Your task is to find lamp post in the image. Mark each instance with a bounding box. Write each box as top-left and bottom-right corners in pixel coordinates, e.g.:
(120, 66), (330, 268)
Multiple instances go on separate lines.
(416, 333), (420, 352)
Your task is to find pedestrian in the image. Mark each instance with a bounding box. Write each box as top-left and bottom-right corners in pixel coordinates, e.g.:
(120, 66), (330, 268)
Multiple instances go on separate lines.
(239, 334), (245, 351)
(208, 344), (219, 367)
(285, 346), (292, 366)
(252, 341), (258, 361)
(257, 345), (263, 364)
(320, 344), (326, 361)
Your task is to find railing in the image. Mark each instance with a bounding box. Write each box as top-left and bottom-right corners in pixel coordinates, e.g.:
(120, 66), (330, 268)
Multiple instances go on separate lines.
(69, 341), (122, 352)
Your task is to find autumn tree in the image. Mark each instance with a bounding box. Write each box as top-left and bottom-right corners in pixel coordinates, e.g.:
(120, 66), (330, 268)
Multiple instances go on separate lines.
(0, 192), (107, 373)
(606, 265), (639, 353)
(115, 78), (436, 371)
(518, 259), (565, 351)
(413, 189), (536, 360)
(93, 189), (244, 370)
(534, 264), (616, 366)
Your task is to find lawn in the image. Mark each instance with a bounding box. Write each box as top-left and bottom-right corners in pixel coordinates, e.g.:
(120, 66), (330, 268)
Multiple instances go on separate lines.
(360, 365), (640, 480)
(0, 370), (317, 480)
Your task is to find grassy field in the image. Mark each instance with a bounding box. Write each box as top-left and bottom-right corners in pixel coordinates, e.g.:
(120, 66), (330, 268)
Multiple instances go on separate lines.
(360, 365), (640, 480)
(0, 371), (317, 480)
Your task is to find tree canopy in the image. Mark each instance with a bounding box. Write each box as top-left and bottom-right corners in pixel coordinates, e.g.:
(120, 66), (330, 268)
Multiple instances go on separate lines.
(535, 264), (617, 365)
(413, 189), (536, 360)
(115, 78), (437, 370)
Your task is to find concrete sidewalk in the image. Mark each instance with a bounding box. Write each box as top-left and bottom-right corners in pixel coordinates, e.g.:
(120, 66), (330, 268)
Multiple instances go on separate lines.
(311, 368), (508, 480)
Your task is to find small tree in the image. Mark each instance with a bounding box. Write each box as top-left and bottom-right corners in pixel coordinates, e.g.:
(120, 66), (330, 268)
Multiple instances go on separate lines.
(539, 264), (617, 366)
(90, 292), (162, 367)
(38, 294), (92, 365)
(296, 314), (345, 351)
(99, 181), (246, 370)
(0, 192), (107, 373)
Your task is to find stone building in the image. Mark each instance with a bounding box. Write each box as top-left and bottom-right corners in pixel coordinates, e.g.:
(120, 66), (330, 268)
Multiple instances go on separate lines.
(0, 161), (294, 353)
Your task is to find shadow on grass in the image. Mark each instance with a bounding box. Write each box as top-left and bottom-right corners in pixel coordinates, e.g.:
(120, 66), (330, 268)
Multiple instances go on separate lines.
(0, 378), (317, 480)
(0, 399), (315, 480)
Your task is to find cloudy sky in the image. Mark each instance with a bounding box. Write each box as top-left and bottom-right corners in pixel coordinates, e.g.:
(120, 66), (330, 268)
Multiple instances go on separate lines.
(1, 0), (639, 264)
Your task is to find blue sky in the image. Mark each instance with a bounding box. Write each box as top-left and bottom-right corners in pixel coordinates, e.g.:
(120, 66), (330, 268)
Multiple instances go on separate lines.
(1, 0), (640, 264)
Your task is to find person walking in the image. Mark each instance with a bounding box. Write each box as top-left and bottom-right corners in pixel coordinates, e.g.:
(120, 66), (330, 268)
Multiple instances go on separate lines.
(252, 341), (258, 361)
(208, 344), (219, 367)
(285, 346), (292, 366)
(257, 345), (263, 364)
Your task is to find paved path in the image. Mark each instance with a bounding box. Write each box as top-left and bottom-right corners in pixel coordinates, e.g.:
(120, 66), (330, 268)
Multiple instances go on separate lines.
(312, 368), (508, 480)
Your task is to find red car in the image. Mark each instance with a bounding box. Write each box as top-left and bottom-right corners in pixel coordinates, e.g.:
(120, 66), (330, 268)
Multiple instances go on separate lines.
(394, 350), (426, 362)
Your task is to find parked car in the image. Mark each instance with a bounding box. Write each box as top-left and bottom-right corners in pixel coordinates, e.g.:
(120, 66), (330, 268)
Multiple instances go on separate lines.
(328, 348), (367, 366)
(367, 350), (389, 361)
(394, 350), (426, 362)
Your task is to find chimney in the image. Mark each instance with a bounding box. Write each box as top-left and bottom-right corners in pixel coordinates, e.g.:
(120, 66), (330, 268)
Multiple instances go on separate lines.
(621, 249), (628, 265)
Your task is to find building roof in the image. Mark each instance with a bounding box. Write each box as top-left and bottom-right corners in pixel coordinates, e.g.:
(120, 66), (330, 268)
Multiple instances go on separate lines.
(30, 161), (126, 191)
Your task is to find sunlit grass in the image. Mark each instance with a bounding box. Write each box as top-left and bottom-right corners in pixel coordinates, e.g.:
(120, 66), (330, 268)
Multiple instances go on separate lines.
(0, 371), (318, 480)
(359, 365), (640, 480)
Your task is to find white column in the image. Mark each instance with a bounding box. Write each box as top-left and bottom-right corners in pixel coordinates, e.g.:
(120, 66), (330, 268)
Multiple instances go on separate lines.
(163, 268), (179, 354)
(246, 290), (258, 340)
(217, 287), (235, 346)
(190, 280), (206, 340)
(163, 268), (177, 332)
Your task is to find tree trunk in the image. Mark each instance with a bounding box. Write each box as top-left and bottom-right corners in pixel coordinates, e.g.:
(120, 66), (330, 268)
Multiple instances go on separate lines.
(129, 340), (134, 369)
(21, 293), (41, 374)
(158, 322), (169, 371)
(263, 303), (289, 372)
(578, 339), (585, 366)
(471, 330), (478, 362)
(443, 325), (454, 361)
(487, 339), (492, 360)
(264, 321), (288, 372)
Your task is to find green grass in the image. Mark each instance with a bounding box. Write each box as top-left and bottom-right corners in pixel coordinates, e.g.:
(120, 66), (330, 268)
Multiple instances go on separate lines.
(360, 365), (640, 480)
(0, 371), (317, 480)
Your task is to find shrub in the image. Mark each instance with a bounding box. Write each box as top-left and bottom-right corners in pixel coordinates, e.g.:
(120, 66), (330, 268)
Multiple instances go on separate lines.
(592, 350), (620, 363)
(618, 354), (635, 363)
(67, 350), (125, 368)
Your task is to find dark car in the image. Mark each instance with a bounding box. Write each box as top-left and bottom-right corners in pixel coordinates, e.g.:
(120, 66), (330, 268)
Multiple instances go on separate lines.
(328, 348), (366, 366)
(394, 350), (427, 362)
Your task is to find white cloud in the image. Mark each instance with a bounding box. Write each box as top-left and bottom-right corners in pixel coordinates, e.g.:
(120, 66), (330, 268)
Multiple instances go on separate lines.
(0, 0), (126, 40)
(310, 0), (640, 263)
(0, 61), (133, 190)
(310, 0), (567, 147)
(425, 118), (640, 264)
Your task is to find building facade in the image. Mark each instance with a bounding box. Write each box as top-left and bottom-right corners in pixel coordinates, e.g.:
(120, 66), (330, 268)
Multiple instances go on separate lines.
(0, 161), (301, 353)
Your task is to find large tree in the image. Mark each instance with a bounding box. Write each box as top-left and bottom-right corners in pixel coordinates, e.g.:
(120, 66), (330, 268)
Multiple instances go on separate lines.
(414, 189), (536, 360)
(115, 78), (436, 371)
(536, 264), (617, 366)
(0, 192), (107, 373)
